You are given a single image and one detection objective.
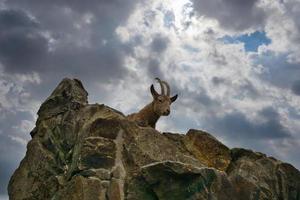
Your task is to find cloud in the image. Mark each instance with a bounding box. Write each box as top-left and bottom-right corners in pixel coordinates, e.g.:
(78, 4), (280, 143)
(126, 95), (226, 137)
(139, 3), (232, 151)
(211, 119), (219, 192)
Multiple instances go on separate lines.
(150, 34), (169, 53)
(210, 107), (292, 140)
(190, 0), (266, 31)
(211, 76), (227, 86)
(0, 0), (148, 121)
(147, 59), (163, 78)
(0, 110), (29, 195)
(222, 31), (271, 52)
(0, 9), (36, 29)
(260, 0), (300, 62)
(2, 0), (144, 86)
(0, 9), (48, 73)
(0, 195), (8, 200)
(253, 52), (300, 91)
(291, 80), (300, 96)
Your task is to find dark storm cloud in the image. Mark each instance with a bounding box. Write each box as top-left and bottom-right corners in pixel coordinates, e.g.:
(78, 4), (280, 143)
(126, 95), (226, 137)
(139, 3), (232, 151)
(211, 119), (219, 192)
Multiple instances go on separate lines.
(194, 89), (217, 107)
(212, 76), (259, 99)
(147, 59), (163, 78)
(191, 0), (266, 31)
(6, 0), (136, 21)
(212, 76), (227, 86)
(177, 83), (220, 114)
(146, 35), (171, 79)
(2, 0), (141, 80)
(291, 80), (300, 96)
(48, 43), (128, 81)
(150, 35), (169, 53)
(209, 107), (291, 140)
(255, 52), (300, 91)
(7, 0), (138, 39)
(0, 9), (36, 29)
(0, 0), (145, 105)
(0, 9), (48, 73)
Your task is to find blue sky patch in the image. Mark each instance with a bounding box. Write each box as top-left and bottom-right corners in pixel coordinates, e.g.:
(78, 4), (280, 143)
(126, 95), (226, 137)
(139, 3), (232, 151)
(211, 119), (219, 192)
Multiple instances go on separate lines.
(221, 31), (271, 52)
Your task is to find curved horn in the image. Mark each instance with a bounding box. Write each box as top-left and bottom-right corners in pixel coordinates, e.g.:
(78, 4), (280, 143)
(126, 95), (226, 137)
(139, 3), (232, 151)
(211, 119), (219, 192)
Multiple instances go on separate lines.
(155, 77), (165, 95)
(150, 84), (159, 98)
(162, 81), (170, 96)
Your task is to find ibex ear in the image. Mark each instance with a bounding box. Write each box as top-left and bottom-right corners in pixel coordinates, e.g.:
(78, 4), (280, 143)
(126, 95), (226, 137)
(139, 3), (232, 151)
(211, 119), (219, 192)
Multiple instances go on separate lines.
(150, 84), (159, 99)
(170, 94), (178, 103)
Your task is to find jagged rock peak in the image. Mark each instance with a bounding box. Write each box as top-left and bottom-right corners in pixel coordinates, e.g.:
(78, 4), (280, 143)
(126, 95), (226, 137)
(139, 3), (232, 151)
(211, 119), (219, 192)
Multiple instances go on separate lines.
(35, 78), (87, 125)
(49, 78), (88, 104)
(8, 78), (300, 200)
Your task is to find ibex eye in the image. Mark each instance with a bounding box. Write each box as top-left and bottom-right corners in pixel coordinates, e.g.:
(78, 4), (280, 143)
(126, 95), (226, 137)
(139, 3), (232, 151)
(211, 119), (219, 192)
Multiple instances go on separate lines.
(158, 99), (163, 102)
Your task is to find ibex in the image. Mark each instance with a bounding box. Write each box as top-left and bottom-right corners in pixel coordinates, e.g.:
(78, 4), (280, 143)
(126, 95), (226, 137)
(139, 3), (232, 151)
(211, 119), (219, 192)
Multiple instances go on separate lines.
(127, 78), (178, 128)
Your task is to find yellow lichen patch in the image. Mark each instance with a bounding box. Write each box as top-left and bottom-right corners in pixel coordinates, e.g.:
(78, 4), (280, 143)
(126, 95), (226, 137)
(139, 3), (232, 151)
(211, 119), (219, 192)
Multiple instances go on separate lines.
(183, 129), (231, 171)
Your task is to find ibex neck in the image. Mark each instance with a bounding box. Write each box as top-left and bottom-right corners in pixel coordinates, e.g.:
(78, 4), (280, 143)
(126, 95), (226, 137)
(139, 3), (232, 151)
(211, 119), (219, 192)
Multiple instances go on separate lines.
(140, 102), (160, 128)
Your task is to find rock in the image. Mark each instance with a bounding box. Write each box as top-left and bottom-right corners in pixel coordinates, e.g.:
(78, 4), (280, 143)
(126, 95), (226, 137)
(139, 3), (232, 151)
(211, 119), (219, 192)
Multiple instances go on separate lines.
(8, 138), (59, 200)
(112, 165), (126, 179)
(36, 78), (88, 123)
(79, 136), (116, 170)
(139, 161), (237, 200)
(54, 176), (105, 200)
(107, 178), (124, 200)
(183, 129), (231, 171)
(8, 78), (300, 200)
(226, 148), (300, 200)
(122, 127), (203, 170)
(78, 168), (111, 180)
(101, 180), (110, 188)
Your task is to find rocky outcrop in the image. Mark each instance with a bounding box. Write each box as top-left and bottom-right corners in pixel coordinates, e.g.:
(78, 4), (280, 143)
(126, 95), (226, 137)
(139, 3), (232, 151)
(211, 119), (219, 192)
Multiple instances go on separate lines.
(8, 78), (300, 200)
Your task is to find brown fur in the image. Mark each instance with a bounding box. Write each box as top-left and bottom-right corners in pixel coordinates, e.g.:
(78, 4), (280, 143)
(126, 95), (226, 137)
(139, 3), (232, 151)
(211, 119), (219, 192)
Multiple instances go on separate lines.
(127, 78), (178, 129)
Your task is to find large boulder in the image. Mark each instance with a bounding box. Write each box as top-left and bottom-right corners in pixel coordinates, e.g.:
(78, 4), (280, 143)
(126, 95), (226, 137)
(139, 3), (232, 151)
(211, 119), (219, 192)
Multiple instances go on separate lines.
(227, 148), (300, 200)
(8, 78), (300, 200)
(139, 161), (236, 200)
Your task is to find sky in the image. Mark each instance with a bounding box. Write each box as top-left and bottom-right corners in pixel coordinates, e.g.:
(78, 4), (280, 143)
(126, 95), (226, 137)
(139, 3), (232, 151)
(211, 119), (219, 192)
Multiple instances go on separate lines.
(0, 0), (300, 197)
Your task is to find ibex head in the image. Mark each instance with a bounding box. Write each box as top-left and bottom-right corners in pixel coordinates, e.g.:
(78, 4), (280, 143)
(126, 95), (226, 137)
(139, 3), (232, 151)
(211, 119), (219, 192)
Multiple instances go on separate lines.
(150, 78), (178, 116)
